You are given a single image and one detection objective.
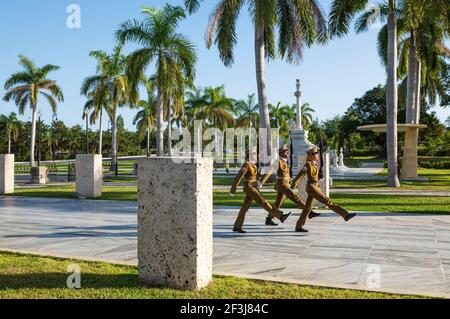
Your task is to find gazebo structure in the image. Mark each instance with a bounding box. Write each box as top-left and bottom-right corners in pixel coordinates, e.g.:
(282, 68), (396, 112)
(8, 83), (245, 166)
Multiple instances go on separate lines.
(358, 123), (426, 179)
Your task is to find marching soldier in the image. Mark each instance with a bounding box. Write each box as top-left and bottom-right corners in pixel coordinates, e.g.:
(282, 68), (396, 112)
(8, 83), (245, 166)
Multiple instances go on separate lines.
(295, 146), (357, 233)
(261, 145), (321, 226)
(230, 148), (292, 233)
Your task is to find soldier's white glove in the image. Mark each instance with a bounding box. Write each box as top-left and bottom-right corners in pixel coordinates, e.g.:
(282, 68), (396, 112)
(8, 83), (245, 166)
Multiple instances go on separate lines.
(257, 182), (263, 189)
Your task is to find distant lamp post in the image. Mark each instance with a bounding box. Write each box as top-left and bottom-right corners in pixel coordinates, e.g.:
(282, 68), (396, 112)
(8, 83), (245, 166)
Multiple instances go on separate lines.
(295, 79), (303, 130)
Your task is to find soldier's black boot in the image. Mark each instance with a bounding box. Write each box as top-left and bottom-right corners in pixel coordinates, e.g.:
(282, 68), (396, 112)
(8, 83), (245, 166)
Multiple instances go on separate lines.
(309, 211), (321, 219)
(280, 212), (292, 223)
(265, 217), (278, 226)
(233, 228), (247, 234)
(295, 227), (309, 233)
(344, 213), (357, 222)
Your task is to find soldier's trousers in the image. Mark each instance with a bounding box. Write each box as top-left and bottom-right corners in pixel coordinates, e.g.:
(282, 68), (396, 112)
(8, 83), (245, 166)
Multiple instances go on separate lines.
(273, 183), (307, 210)
(234, 183), (284, 229)
(296, 184), (349, 229)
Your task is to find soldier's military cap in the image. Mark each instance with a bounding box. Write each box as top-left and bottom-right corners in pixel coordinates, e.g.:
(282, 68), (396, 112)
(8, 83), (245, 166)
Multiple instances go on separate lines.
(306, 146), (320, 156)
(249, 147), (258, 155)
(279, 144), (289, 152)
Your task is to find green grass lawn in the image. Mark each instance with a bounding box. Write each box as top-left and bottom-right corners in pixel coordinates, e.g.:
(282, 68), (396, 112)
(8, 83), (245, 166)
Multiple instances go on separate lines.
(214, 191), (450, 214)
(11, 186), (449, 214)
(0, 251), (423, 299)
(351, 168), (450, 191)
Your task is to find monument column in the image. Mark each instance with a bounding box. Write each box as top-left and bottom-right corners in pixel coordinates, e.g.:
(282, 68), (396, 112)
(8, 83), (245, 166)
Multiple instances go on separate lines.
(290, 79), (314, 175)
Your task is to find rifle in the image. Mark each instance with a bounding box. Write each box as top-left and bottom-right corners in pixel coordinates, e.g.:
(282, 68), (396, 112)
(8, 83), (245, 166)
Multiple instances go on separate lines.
(317, 127), (324, 180)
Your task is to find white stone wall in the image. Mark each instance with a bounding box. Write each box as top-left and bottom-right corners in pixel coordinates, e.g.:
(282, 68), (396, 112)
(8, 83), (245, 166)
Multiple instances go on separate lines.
(76, 154), (102, 198)
(0, 154), (14, 194)
(137, 157), (213, 290)
(297, 153), (330, 208)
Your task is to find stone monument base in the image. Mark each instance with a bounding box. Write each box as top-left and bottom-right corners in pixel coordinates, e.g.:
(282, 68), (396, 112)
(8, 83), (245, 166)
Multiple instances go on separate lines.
(76, 154), (102, 198)
(137, 157), (213, 290)
(30, 166), (48, 185)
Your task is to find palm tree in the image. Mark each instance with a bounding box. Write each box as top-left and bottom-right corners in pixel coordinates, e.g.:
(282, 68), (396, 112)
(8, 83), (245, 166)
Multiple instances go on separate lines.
(81, 92), (110, 155)
(0, 113), (21, 154)
(116, 4), (197, 157)
(358, 1), (449, 124)
(300, 103), (315, 129)
(188, 85), (235, 130)
(133, 89), (157, 157)
(184, 0), (328, 157)
(3, 55), (64, 166)
(80, 45), (133, 169)
(330, 0), (401, 187)
(235, 94), (260, 129)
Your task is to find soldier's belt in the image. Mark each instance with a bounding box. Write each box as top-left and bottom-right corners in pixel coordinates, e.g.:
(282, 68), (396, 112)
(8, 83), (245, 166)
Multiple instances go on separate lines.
(245, 179), (258, 182)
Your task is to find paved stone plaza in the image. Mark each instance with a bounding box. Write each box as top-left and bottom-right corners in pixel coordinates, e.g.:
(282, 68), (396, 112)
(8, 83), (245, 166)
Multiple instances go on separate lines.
(0, 196), (449, 297)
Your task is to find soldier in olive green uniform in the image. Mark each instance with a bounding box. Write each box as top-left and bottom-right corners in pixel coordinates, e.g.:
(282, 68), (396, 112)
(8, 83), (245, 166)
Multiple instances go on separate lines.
(260, 145), (321, 226)
(295, 146), (357, 233)
(230, 149), (291, 233)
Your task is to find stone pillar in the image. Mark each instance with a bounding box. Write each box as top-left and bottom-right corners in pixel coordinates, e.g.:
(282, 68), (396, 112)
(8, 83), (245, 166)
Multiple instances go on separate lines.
(297, 154), (330, 208)
(401, 128), (419, 179)
(76, 154), (103, 198)
(0, 154), (14, 194)
(30, 166), (48, 184)
(137, 157), (213, 290)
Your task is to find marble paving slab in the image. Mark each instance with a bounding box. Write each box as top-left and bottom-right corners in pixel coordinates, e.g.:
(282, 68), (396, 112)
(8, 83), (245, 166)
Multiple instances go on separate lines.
(0, 196), (449, 298)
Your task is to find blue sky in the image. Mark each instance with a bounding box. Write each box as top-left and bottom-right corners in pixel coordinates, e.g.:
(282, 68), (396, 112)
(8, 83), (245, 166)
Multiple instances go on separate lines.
(0, 0), (448, 130)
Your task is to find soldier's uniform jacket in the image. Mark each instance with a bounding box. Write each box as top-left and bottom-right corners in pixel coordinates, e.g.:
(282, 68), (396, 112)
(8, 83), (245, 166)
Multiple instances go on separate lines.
(230, 161), (259, 193)
(261, 159), (291, 188)
(292, 160), (320, 190)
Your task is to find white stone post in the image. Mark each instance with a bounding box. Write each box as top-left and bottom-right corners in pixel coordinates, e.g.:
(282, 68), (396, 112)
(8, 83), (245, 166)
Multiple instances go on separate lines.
(401, 128), (419, 179)
(137, 157), (213, 290)
(30, 166), (48, 184)
(297, 154), (330, 208)
(76, 154), (103, 198)
(0, 154), (14, 194)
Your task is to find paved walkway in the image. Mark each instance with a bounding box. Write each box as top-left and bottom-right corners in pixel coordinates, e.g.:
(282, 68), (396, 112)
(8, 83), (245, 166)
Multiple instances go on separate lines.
(0, 196), (449, 298)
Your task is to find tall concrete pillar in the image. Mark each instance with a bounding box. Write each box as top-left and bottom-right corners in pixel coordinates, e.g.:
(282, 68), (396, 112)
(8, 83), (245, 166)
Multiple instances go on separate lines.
(401, 128), (419, 179)
(76, 154), (103, 198)
(137, 157), (213, 290)
(0, 154), (14, 194)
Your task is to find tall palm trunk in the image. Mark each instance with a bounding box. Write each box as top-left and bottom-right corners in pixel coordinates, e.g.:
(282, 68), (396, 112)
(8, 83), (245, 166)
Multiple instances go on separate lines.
(406, 32), (418, 124)
(255, 25), (272, 162)
(415, 60), (422, 124)
(30, 104), (38, 167)
(168, 105), (172, 157)
(111, 108), (117, 170)
(386, 0), (400, 187)
(8, 130), (11, 154)
(147, 127), (150, 157)
(156, 74), (164, 157)
(98, 108), (103, 155)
